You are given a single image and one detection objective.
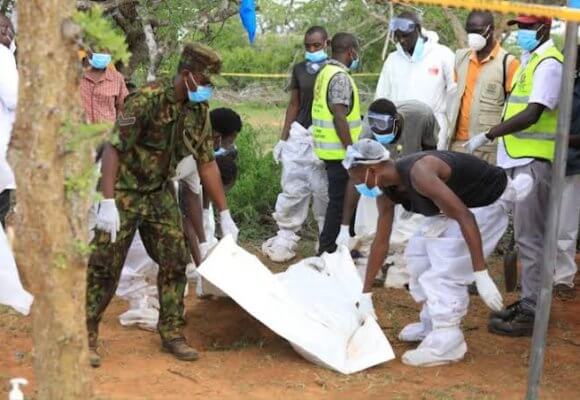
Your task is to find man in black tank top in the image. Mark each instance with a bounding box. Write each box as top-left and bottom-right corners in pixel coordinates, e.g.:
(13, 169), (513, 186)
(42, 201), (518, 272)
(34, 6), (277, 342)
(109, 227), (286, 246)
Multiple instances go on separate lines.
(343, 139), (523, 367)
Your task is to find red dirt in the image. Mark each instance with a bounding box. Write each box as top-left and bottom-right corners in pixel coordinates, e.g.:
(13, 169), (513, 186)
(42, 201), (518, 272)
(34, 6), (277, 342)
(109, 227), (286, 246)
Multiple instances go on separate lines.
(184, 298), (277, 351)
(1, 256), (579, 400)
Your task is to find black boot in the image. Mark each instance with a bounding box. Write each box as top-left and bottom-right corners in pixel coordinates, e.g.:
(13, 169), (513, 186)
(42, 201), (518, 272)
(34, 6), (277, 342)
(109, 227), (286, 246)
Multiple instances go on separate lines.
(162, 337), (199, 361)
(88, 331), (101, 368)
(488, 306), (535, 337)
(489, 300), (524, 321)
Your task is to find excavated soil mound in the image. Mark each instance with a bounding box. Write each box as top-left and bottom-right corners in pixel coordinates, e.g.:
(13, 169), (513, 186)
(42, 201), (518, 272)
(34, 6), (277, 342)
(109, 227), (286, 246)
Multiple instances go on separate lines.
(184, 298), (278, 350)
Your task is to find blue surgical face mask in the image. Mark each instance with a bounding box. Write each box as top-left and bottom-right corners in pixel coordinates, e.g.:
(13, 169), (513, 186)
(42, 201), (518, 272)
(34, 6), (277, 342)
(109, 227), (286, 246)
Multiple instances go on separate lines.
(188, 85), (213, 103)
(355, 183), (383, 198)
(305, 49), (328, 63)
(517, 29), (540, 52)
(349, 54), (360, 71)
(90, 53), (112, 70)
(355, 169), (383, 198)
(373, 132), (396, 145)
(411, 37), (425, 62)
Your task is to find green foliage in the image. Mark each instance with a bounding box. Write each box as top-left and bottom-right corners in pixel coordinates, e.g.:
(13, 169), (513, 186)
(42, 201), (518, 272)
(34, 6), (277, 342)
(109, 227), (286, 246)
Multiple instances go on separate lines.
(64, 163), (100, 201)
(66, 122), (112, 153)
(147, 0), (472, 91)
(227, 124), (281, 241)
(73, 6), (131, 64)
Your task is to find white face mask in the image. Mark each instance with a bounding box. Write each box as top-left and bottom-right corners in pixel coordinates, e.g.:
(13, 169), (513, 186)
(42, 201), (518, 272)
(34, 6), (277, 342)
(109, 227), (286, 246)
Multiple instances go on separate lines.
(9, 40), (15, 54)
(467, 33), (487, 52)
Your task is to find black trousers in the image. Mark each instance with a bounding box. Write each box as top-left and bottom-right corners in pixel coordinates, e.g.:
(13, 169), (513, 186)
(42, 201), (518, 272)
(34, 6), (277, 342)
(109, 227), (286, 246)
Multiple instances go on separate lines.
(0, 189), (13, 229)
(318, 160), (351, 255)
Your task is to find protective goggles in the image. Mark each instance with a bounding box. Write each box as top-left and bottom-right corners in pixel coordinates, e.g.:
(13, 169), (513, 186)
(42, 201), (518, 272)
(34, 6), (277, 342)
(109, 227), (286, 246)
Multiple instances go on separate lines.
(367, 112), (395, 133)
(389, 18), (417, 33)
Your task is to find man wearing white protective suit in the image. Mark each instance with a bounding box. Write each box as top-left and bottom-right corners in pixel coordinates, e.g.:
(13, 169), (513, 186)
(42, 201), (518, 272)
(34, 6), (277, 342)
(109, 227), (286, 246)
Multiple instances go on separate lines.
(339, 98), (438, 287)
(263, 26), (330, 262)
(0, 15), (17, 228)
(0, 16), (33, 315)
(375, 11), (456, 151)
(345, 140), (531, 367)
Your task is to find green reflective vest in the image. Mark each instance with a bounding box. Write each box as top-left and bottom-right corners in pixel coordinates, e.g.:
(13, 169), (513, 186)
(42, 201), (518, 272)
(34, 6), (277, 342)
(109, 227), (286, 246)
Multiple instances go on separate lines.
(503, 45), (563, 162)
(312, 63), (362, 160)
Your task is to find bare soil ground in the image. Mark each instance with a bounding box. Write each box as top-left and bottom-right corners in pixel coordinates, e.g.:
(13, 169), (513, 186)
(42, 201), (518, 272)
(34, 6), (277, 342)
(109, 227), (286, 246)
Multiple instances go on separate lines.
(1, 253), (579, 400)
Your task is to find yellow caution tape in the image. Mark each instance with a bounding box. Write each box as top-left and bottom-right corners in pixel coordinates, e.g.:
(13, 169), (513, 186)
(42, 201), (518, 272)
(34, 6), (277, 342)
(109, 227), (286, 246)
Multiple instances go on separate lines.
(391, 0), (580, 22)
(221, 73), (289, 78)
(221, 72), (380, 78)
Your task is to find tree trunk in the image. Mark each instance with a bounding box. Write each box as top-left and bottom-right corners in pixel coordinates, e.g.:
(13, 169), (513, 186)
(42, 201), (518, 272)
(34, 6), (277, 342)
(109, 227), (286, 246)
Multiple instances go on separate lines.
(11, 0), (93, 398)
(111, 0), (149, 79)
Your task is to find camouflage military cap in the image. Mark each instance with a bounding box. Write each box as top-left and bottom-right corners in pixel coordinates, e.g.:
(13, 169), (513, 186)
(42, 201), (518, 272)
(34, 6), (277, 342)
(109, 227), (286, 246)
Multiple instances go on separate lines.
(179, 42), (222, 75)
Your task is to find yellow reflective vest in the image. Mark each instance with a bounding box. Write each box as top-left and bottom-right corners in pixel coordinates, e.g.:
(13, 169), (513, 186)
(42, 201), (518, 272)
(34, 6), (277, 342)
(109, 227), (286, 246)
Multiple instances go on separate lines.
(503, 45), (563, 162)
(312, 63), (362, 160)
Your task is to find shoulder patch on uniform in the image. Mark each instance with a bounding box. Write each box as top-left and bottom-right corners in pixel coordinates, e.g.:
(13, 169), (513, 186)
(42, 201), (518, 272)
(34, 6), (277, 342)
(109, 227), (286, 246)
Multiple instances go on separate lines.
(118, 114), (136, 127)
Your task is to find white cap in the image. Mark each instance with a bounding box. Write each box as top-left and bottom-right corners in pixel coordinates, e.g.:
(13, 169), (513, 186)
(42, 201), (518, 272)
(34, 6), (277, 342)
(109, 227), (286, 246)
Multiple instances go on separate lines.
(342, 139), (391, 170)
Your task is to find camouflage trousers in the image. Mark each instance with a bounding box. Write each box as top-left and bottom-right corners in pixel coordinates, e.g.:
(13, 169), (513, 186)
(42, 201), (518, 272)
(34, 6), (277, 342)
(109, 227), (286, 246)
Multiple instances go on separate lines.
(86, 187), (190, 342)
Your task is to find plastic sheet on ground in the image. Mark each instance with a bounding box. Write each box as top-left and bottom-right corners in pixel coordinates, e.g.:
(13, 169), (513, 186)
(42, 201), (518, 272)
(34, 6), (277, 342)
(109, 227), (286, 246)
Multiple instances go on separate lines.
(197, 236), (395, 374)
(0, 224), (33, 315)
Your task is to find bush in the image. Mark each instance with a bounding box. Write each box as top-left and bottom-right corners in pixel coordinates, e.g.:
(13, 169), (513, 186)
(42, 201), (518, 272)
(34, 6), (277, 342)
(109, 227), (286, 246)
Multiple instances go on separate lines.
(227, 123), (281, 241)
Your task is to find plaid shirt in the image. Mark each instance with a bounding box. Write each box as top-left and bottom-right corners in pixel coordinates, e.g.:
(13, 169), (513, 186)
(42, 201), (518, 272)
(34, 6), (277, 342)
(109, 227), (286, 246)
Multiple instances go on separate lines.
(80, 67), (128, 123)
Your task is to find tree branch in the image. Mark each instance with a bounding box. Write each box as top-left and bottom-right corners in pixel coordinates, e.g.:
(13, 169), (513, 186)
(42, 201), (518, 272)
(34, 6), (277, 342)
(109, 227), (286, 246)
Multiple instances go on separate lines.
(136, 2), (160, 82)
(1, 0), (14, 14)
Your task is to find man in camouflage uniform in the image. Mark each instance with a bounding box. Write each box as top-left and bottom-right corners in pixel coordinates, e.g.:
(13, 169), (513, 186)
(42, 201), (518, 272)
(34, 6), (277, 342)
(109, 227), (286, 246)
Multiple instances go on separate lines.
(87, 43), (226, 367)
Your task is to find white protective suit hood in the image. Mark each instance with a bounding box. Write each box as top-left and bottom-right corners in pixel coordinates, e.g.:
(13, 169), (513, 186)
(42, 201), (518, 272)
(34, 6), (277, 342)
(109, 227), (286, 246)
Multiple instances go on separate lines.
(396, 29), (440, 62)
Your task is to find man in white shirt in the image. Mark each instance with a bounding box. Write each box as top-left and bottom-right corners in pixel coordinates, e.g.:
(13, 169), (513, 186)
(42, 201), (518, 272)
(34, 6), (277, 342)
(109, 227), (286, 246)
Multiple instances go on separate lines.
(0, 15), (17, 227)
(375, 11), (456, 150)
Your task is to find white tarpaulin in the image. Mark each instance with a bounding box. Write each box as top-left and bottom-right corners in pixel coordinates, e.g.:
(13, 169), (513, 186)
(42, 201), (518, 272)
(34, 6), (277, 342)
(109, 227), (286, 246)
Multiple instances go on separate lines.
(198, 236), (395, 374)
(0, 225), (33, 315)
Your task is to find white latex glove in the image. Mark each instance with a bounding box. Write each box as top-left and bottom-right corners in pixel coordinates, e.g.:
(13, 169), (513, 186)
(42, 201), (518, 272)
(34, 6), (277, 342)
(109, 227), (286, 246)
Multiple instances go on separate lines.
(463, 132), (491, 154)
(273, 140), (286, 164)
(474, 270), (503, 312)
(174, 155), (197, 181)
(95, 199), (121, 243)
(335, 225), (351, 248)
(356, 293), (377, 323)
(303, 257), (327, 273)
(219, 210), (239, 242)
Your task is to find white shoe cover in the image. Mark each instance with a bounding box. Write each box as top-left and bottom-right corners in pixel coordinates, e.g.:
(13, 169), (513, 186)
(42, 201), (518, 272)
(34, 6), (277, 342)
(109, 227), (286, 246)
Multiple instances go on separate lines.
(118, 296), (159, 332)
(261, 231), (299, 263)
(402, 327), (467, 367)
(385, 263), (410, 289)
(399, 322), (431, 342)
(399, 306), (432, 342)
